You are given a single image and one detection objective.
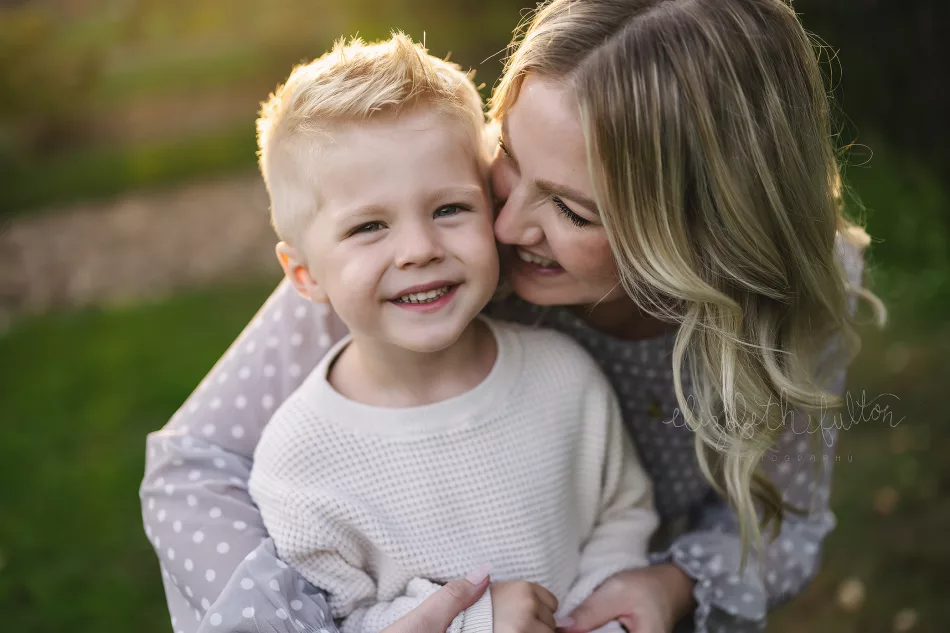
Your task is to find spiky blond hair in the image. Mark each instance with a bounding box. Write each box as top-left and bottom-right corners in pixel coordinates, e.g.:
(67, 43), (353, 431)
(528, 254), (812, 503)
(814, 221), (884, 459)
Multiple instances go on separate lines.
(257, 33), (486, 243)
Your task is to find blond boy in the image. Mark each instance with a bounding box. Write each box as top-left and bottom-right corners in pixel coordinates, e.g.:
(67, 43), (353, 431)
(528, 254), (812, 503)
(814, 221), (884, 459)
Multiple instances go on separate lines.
(249, 34), (658, 633)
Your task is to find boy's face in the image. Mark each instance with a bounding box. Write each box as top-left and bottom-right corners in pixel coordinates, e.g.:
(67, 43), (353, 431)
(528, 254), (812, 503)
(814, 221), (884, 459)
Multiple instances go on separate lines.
(289, 106), (499, 353)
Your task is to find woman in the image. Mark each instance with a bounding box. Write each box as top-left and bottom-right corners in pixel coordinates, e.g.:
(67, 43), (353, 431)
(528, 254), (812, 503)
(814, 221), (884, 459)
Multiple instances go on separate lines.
(141, 1), (880, 632)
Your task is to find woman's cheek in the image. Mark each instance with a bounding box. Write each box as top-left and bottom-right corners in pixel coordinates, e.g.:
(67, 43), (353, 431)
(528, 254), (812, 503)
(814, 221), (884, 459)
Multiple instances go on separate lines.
(558, 227), (619, 282)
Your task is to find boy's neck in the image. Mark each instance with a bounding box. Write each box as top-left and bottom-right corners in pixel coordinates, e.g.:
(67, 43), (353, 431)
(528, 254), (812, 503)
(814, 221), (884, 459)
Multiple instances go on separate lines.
(328, 319), (497, 408)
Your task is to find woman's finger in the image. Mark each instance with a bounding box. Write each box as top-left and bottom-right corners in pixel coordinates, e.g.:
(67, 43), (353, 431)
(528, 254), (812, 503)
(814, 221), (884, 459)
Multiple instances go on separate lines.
(384, 565), (491, 633)
(563, 584), (621, 633)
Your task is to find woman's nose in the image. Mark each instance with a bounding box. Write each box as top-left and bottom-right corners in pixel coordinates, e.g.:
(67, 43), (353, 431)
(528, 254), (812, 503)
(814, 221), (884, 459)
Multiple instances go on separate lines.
(494, 195), (544, 246)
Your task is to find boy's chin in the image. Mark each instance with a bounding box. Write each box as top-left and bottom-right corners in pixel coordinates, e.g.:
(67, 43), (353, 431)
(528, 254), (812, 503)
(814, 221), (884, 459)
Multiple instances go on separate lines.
(388, 327), (468, 355)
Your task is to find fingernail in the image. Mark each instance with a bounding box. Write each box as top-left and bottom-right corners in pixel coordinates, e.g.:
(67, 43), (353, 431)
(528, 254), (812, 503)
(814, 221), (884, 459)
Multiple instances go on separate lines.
(464, 563), (492, 585)
(555, 617), (575, 629)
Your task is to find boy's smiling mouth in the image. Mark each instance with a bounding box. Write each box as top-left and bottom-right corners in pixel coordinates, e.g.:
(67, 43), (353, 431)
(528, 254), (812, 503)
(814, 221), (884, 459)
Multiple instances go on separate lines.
(389, 280), (460, 309)
(393, 286), (453, 304)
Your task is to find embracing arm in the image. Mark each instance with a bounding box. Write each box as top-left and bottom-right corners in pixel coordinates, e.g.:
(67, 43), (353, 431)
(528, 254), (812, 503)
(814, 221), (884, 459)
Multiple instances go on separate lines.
(140, 280), (349, 632)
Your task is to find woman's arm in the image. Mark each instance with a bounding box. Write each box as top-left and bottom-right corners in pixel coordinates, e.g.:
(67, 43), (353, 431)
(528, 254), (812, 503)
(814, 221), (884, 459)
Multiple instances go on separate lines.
(140, 280), (348, 632)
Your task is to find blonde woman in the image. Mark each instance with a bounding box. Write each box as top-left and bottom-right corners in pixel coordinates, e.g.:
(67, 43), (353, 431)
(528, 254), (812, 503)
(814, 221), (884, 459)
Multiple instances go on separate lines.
(141, 1), (880, 632)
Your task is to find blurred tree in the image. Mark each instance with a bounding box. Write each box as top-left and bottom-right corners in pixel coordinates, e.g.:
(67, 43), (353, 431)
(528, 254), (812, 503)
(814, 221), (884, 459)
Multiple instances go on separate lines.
(0, 8), (102, 158)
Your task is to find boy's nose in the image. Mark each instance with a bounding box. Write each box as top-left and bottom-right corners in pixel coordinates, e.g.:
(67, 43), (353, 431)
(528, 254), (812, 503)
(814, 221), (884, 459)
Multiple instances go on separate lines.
(394, 224), (445, 268)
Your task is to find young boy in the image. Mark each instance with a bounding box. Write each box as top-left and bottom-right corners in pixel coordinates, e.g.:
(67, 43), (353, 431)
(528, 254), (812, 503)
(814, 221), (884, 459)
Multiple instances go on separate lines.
(248, 34), (658, 633)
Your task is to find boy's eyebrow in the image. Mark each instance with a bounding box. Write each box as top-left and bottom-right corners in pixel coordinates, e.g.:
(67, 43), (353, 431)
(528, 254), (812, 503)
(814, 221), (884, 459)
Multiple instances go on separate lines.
(425, 184), (485, 206)
(334, 184), (485, 220)
(500, 120), (600, 216)
(334, 204), (386, 220)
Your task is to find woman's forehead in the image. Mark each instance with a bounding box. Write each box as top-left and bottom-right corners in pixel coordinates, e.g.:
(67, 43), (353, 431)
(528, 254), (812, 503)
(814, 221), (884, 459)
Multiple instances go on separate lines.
(504, 75), (592, 194)
(509, 75), (579, 128)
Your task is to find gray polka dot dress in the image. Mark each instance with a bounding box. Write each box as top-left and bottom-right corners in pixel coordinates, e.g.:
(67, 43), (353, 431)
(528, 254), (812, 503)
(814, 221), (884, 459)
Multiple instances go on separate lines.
(140, 241), (863, 633)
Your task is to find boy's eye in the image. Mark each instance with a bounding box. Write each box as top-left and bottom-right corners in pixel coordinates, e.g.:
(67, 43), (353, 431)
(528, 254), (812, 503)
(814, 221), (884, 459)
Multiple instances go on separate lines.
(434, 204), (469, 218)
(351, 221), (384, 235)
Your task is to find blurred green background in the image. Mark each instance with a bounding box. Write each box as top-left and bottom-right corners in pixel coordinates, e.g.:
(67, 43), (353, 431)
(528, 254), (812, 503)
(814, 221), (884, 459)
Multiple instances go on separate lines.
(0, 1), (947, 632)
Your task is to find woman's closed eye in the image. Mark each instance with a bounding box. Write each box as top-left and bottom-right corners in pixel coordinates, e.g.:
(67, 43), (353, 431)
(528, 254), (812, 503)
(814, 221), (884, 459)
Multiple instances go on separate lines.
(498, 138), (512, 159)
(552, 196), (592, 228)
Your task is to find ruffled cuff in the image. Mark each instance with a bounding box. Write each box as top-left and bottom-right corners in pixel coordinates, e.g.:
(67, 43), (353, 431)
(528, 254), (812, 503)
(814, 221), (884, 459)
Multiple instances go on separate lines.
(649, 533), (766, 633)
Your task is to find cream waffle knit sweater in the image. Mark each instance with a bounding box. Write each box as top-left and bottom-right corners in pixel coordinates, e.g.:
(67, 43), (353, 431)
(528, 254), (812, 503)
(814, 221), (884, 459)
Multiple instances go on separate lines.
(250, 319), (658, 633)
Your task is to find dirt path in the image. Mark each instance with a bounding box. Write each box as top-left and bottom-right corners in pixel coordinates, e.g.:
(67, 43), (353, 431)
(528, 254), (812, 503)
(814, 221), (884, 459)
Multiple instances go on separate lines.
(0, 171), (279, 329)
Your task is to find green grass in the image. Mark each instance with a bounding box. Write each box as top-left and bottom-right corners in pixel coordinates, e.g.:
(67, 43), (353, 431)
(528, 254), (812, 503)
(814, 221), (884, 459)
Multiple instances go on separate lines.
(0, 281), (277, 632)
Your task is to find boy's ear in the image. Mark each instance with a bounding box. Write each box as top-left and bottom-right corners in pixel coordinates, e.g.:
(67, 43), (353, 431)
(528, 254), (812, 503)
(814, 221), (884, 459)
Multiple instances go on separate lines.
(276, 242), (329, 303)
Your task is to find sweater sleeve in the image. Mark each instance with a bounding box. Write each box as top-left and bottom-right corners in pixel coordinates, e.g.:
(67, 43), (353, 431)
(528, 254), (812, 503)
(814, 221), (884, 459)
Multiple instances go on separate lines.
(560, 381), (660, 615)
(140, 279), (349, 632)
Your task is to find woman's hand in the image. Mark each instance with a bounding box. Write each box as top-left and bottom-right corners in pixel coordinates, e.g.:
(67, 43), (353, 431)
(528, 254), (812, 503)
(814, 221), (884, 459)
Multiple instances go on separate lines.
(382, 566), (492, 633)
(563, 565), (696, 633)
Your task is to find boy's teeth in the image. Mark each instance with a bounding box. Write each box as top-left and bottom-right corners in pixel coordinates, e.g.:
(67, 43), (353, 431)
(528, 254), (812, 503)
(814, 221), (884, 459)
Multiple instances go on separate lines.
(395, 286), (451, 304)
(517, 248), (558, 266)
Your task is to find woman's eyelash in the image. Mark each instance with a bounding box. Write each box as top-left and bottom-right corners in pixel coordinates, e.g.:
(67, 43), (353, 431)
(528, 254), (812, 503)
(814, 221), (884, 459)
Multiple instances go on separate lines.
(552, 197), (591, 228)
(498, 138), (512, 158)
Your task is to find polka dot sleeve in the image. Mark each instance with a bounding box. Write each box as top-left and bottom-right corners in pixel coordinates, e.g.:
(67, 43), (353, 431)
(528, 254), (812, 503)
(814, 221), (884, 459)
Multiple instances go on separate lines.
(140, 280), (348, 633)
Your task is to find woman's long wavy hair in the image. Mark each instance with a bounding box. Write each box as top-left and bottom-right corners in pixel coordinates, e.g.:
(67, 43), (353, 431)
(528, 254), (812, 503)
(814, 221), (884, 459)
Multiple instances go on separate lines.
(490, 0), (884, 564)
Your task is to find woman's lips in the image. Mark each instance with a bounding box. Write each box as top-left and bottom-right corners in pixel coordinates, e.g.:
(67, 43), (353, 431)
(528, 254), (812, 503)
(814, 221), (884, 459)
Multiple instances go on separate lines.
(514, 248), (564, 276)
